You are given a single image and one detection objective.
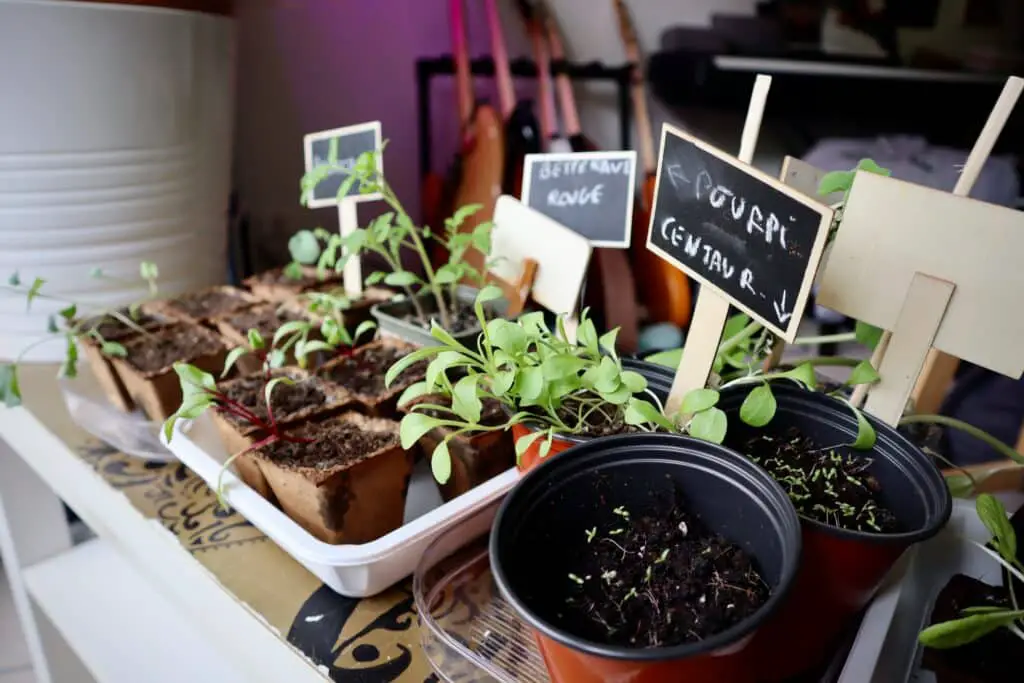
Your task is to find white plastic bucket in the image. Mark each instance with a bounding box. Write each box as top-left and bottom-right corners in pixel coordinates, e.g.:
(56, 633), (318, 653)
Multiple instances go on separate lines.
(0, 0), (235, 361)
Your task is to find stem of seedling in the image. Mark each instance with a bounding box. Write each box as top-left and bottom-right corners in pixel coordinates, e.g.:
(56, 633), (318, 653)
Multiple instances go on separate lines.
(900, 414), (1024, 465)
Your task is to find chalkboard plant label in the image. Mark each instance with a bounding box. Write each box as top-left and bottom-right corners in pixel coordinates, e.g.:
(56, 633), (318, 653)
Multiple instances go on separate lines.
(302, 121), (382, 208)
(521, 150), (637, 248)
(646, 125), (832, 341)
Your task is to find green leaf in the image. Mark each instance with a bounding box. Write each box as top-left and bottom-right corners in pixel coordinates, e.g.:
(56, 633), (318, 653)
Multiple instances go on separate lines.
(487, 319), (527, 355)
(624, 398), (674, 431)
(385, 346), (444, 387)
(426, 350), (466, 388)
(400, 412), (444, 449)
(288, 230), (322, 265)
(620, 370), (646, 394)
(447, 203), (483, 230)
(174, 362), (217, 395)
(434, 265), (461, 285)
(0, 364), (21, 408)
(542, 354), (585, 381)
(976, 494), (1017, 563)
(283, 261), (304, 280)
(590, 356), (621, 393)
(739, 383), (776, 427)
(598, 328), (620, 356)
(247, 328), (265, 350)
(577, 317), (599, 356)
(59, 304), (77, 321)
(681, 388), (719, 414)
(60, 335), (79, 379)
(365, 271), (386, 286)
(850, 403), (877, 450)
(139, 261), (159, 280)
(945, 473), (977, 499)
(7, 271), (20, 286)
(267, 349), (287, 369)
(451, 375), (482, 423)
(397, 381), (431, 408)
(918, 610), (1024, 649)
(264, 376), (294, 412)
(353, 319), (376, 342)
(222, 347), (250, 378)
(514, 430), (544, 464)
(780, 362), (818, 390)
(855, 321), (884, 350)
(384, 271), (419, 287)
(431, 441), (453, 484)
(26, 277), (45, 309)
(100, 341), (127, 358)
(600, 384), (633, 405)
(646, 348), (682, 369)
(517, 365), (544, 402)
(47, 315), (59, 334)
(475, 284), (504, 307)
(723, 313), (751, 340)
(689, 407), (727, 444)
(491, 370), (515, 397)
(856, 158), (891, 177)
(818, 170), (855, 196)
(272, 320), (311, 346)
(848, 360), (881, 387)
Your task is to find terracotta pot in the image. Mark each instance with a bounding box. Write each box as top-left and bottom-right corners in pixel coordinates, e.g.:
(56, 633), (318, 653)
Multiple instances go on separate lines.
(317, 338), (426, 419)
(400, 394), (514, 500)
(718, 383), (952, 681)
(256, 413), (414, 544)
(511, 423), (582, 474)
(143, 285), (259, 325)
(242, 265), (342, 302)
(491, 433), (803, 683)
(109, 322), (227, 420)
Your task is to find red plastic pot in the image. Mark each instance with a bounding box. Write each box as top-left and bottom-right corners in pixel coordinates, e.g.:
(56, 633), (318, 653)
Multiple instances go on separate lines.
(512, 358), (673, 474)
(491, 433), (803, 683)
(718, 383), (952, 681)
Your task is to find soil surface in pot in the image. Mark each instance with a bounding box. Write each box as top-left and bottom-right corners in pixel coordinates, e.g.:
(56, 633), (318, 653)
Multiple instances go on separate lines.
(168, 289), (252, 320)
(222, 305), (305, 340)
(123, 325), (223, 374)
(561, 495), (770, 649)
(319, 344), (426, 397)
(923, 573), (1024, 683)
(82, 310), (166, 341)
(260, 419), (398, 473)
(414, 396), (506, 427)
(898, 421), (944, 455)
(219, 374), (332, 426)
(743, 429), (898, 533)
(402, 297), (478, 335)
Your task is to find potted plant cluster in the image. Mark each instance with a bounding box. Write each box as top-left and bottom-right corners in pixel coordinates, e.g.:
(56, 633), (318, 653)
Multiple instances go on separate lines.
(292, 147), (507, 347)
(918, 494), (1024, 683)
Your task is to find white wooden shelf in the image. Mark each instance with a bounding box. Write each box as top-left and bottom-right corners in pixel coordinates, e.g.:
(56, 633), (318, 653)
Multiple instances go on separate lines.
(23, 539), (246, 683)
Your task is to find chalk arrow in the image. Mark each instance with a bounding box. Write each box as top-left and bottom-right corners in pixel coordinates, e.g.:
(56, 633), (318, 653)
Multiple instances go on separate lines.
(773, 290), (793, 324)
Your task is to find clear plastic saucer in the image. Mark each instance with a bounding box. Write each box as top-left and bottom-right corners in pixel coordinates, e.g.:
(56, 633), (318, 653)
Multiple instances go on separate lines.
(58, 377), (174, 462)
(414, 500), (549, 683)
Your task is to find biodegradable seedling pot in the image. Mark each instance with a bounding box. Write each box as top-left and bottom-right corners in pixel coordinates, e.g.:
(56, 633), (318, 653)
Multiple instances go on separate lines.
(255, 413), (414, 545)
(212, 302), (317, 375)
(300, 285), (394, 332)
(717, 383), (952, 681)
(370, 285), (507, 347)
(242, 265), (342, 302)
(144, 285), (260, 325)
(210, 368), (355, 501)
(110, 323), (228, 421)
(514, 358), (674, 474)
(490, 433), (802, 683)
(317, 338), (427, 419)
(400, 394), (514, 500)
(922, 573), (1024, 683)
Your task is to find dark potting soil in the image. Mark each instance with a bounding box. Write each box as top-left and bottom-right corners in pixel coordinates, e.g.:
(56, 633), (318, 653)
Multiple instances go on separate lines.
(923, 573), (1024, 683)
(743, 428), (898, 533)
(402, 301), (479, 335)
(223, 305), (305, 341)
(560, 498), (770, 649)
(260, 419), (398, 472)
(124, 325), (223, 374)
(898, 421), (945, 455)
(218, 374), (332, 426)
(550, 398), (642, 438)
(168, 288), (252, 319)
(84, 310), (165, 341)
(319, 344), (427, 398)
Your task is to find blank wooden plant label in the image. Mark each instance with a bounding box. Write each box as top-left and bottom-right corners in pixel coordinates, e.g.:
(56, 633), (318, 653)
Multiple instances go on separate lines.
(646, 125), (833, 341)
(303, 121), (382, 208)
(521, 150), (638, 248)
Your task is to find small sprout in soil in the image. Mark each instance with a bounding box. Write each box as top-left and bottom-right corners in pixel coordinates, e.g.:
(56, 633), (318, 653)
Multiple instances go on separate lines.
(568, 573), (586, 585)
(655, 548), (670, 564)
(585, 527), (597, 543)
(613, 506), (630, 519)
(678, 521), (688, 537)
(644, 566), (653, 583)
(609, 528), (624, 536)
(601, 570), (617, 583)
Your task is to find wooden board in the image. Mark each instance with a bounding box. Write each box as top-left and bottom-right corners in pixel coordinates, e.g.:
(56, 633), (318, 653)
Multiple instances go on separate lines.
(818, 171), (1024, 380)
(489, 195), (593, 317)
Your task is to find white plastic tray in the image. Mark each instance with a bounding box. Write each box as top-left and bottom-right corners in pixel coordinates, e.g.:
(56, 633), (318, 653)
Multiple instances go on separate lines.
(166, 413), (519, 597)
(844, 494), (1024, 683)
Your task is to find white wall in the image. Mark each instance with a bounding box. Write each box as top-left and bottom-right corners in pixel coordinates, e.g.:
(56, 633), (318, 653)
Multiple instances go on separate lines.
(232, 0), (761, 266)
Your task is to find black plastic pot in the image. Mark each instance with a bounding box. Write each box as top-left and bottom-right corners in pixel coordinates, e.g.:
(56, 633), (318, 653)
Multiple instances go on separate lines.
(491, 433), (802, 683)
(717, 382), (952, 681)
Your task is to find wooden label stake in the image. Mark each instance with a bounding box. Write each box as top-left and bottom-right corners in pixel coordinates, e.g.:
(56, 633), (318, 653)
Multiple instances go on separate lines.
(337, 199), (362, 298)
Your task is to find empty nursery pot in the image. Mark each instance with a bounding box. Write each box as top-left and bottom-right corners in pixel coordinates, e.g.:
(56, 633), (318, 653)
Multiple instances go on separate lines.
(513, 359), (675, 474)
(717, 383), (952, 681)
(491, 433), (802, 683)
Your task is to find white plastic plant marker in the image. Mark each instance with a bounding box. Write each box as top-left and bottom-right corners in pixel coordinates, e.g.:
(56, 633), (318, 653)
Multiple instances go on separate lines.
(819, 76), (1024, 424)
(302, 120), (383, 298)
(489, 194), (592, 326)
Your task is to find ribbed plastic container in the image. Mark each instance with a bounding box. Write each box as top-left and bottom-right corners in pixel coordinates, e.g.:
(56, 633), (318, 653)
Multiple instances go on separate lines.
(0, 0), (234, 361)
